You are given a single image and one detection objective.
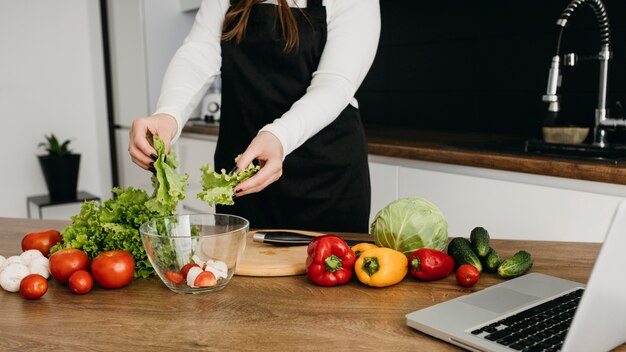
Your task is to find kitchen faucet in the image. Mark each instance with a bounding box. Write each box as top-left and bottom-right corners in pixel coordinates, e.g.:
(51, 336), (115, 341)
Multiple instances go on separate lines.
(542, 0), (624, 147)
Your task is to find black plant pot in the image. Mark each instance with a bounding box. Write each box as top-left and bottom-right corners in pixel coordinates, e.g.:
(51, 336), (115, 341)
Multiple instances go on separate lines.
(38, 154), (81, 202)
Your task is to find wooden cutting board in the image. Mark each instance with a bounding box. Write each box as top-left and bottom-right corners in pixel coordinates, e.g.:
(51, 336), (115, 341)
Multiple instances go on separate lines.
(235, 229), (324, 277)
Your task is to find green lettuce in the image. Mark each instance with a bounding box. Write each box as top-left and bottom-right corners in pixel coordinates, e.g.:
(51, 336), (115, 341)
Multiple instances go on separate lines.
(50, 135), (189, 278)
(197, 158), (260, 206)
(145, 135), (188, 215)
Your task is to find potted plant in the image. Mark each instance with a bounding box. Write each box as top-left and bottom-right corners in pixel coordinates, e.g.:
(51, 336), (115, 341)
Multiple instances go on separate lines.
(38, 134), (81, 202)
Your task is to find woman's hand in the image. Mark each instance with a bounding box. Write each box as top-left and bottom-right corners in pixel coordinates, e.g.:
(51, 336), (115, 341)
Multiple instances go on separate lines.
(128, 114), (178, 169)
(233, 131), (284, 197)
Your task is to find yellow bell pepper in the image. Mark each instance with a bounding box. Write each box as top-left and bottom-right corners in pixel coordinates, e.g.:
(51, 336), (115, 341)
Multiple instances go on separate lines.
(355, 247), (408, 287)
(351, 242), (378, 258)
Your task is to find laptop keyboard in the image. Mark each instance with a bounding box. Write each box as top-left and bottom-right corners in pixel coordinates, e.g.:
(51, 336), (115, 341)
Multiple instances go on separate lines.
(469, 288), (584, 352)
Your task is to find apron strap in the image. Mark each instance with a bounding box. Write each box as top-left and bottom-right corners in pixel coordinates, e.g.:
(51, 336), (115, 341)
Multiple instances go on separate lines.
(307, 0), (322, 8)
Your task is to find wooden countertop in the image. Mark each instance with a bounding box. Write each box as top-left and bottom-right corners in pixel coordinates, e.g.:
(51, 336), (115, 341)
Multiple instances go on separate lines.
(183, 123), (626, 185)
(1, 218), (623, 351)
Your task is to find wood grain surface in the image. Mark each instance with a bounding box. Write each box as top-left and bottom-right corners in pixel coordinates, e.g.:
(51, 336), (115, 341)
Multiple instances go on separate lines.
(0, 218), (623, 352)
(235, 229), (324, 277)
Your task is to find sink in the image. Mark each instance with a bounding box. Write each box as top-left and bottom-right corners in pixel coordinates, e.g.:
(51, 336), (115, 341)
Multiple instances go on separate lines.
(450, 139), (626, 165)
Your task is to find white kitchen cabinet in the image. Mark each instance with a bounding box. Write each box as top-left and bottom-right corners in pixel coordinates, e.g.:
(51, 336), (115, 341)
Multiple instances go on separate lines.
(368, 155), (626, 242)
(176, 134), (218, 214)
(368, 161), (399, 224)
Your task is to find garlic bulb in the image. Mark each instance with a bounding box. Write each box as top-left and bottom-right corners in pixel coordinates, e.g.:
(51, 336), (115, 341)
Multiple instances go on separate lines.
(0, 263), (30, 292)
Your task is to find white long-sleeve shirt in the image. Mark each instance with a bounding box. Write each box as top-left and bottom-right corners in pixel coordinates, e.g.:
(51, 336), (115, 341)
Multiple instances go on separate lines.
(156, 0), (381, 157)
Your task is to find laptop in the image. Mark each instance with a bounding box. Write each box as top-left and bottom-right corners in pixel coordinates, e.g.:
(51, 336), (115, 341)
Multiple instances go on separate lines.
(406, 200), (626, 352)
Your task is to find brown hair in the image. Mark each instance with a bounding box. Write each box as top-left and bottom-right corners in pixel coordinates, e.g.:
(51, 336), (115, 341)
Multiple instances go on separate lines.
(222, 0), (302, 52)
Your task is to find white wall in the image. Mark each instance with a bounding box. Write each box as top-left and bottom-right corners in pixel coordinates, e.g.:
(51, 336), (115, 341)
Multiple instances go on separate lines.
(0, 0), (111, 218)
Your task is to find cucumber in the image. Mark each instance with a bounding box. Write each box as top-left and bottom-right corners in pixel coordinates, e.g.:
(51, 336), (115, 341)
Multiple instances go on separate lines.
(497, 250), (533, 279)
(482, 247), (501, 272)
(470, 227), (490, 257)
(447, 237), (482, 272)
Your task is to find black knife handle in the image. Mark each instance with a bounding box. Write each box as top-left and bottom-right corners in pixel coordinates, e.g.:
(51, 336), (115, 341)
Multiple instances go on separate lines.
(256, 231), (372, 247)
(262, 231), (313, 245)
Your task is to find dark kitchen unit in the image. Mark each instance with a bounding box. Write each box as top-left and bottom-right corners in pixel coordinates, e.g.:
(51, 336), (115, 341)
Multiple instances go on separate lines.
(357, 0), (626, 164)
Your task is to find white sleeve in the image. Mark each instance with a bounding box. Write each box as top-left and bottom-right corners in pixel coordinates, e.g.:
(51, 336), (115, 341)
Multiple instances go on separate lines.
(154, 0), (229, 143)
(259, 0), (381, 157)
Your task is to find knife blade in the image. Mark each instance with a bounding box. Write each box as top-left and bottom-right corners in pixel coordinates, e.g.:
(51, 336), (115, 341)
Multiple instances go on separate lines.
(253, 231), (374, 247)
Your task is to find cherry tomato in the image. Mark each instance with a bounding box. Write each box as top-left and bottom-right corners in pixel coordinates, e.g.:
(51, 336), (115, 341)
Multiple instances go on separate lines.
(21, 229), (62, 257)
(49, 248), (90, 284)
(19, 274), (48, 300)
(164, 271), (184, 284)
(180, 263), (200, 280)
(456, 264), (480, 287)
(194, 271), (217, 287)
(69, 270), (94, 294)
(91, 250), (135, 289)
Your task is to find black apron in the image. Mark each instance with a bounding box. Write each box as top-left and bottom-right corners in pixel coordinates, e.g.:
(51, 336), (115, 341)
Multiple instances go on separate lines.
(216, 0), (370, 233)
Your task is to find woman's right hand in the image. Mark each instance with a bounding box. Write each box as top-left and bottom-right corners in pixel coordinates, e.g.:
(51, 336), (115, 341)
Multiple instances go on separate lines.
(128, 113), (178, 170)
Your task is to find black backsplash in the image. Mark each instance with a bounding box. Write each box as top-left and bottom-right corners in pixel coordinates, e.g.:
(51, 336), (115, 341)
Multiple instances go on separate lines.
(356, 0), (626, 139)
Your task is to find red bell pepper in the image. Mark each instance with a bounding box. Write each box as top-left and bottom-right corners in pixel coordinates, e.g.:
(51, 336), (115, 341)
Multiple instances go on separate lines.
(306, 235), (356, 287)
(408, 248), (454, 281)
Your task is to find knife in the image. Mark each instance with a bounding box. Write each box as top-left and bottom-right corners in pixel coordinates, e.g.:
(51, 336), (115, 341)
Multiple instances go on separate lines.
(252, 231), (374, 247)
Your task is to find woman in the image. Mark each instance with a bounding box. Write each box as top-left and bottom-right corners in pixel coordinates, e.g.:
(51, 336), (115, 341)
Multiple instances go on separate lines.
(128, 0), (380, 232)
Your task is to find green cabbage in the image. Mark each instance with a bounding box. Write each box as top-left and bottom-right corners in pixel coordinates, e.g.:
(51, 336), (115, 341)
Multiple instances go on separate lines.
(370, 198), (448, 256)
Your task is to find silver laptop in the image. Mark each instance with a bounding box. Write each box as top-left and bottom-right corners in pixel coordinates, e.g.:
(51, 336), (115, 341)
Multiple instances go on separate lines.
(406, 200), (626, 352)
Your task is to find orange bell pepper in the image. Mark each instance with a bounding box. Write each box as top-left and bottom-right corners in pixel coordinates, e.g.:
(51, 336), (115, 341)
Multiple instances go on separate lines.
(351, 242), (378, 258)
(355, 247), (407, 287)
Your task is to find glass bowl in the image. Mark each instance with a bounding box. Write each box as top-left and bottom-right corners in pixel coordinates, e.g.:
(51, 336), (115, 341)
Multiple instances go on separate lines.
(140, 214), (248, 294)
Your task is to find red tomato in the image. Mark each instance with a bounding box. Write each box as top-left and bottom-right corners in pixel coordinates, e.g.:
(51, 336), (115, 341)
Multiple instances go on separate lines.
(19, 274), (48, 300)
(69, 270), (94, 295)
(91, 250), (135, 289)
(49, 248), (90, 284)
(194, 271), (217, 287)
(456, 264), (480, 287)
(164, 271), (184, 284)
(21, 229), (62, 257)
(180, 263), (200, 280)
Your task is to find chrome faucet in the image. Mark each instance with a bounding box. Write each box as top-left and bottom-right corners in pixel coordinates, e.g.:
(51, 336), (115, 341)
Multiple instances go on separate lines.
(542, 0), (624, 147)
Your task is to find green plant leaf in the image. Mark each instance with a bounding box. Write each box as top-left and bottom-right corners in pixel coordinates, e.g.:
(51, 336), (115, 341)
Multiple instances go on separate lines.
(41, 133), (72, 156)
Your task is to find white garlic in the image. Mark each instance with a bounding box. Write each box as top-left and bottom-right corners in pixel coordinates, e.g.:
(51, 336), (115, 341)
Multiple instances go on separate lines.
(204, 259), (228, 280)
(20, 249), (44, 266)
(186, 266), (203, 288)
(204, 266), (227, 280)
(28, 256), (50, 279)
(205, 259), (228, 275)
(0, 255), (6, 274)
(191, 254), (205, 267)
(0, 263), (30, 292)
(6, 255), (25, 266)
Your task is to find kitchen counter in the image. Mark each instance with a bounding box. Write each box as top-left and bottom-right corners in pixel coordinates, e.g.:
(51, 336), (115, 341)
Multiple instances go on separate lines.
(182, 123), (626, 185)
(1, 218), (624, 351)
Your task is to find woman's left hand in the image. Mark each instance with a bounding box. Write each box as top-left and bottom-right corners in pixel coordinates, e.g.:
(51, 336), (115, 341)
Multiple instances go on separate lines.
(233, 131), (284, 197)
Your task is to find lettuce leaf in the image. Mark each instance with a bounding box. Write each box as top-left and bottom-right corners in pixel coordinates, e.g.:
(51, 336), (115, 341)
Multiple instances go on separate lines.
(145, 136), (189, 215)
(50, 135), (189, 278)
(197, 159), (260, 206)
